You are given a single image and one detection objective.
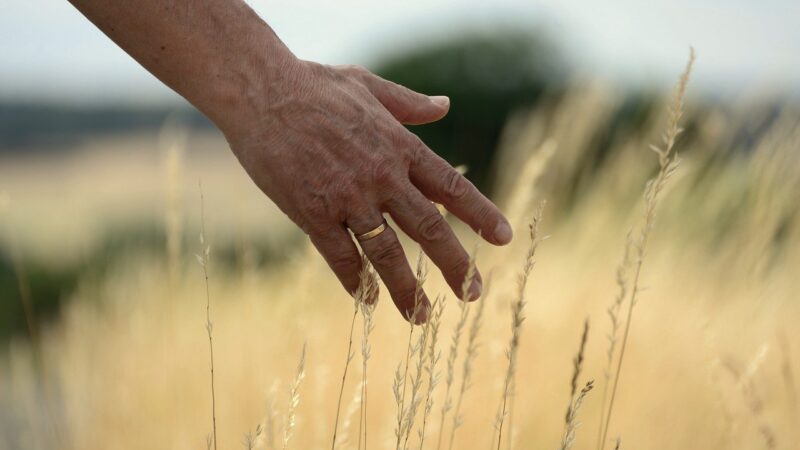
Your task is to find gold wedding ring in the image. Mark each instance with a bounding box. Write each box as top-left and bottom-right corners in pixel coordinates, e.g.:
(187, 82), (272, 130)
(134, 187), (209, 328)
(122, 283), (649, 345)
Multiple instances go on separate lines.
(355, 220), (387, 242)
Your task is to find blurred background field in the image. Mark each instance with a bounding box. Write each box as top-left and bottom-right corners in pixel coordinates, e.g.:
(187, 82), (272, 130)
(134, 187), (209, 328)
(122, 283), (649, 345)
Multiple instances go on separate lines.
(1, 1), (800, 450)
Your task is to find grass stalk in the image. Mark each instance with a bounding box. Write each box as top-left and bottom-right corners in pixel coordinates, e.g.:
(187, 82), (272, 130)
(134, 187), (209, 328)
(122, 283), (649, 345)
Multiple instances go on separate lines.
(559, 319), (592, 450)
(266, 382), (279, 450)
(495, 201), (546, 450)
(418, 297), (445, 450)
(402, 291), (432, 450)
(436, 248), (478, 450)
(395, 252), (427, 449)
(282, 343), (307, 450)
(447, 250), (485, 450)
(331, 301), (359, 450)
(566, 318), (590, 423)
(595, 235), (632, 450)
(336, 381), (363, 449)
(356, 260), (378, 450)
(197, 183), (217, 450)
(559, 381), (595, 450)
(598, 48), (695, 449)
(243, 424), (263, 450)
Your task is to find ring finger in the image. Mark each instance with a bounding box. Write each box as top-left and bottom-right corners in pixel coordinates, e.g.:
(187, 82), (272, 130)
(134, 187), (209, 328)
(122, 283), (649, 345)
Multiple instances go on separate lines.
(347, 206), (429, 323)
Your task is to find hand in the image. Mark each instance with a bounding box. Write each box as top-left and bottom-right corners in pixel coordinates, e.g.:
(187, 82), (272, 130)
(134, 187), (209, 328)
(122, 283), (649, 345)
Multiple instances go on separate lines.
(223, 59), (513, 322)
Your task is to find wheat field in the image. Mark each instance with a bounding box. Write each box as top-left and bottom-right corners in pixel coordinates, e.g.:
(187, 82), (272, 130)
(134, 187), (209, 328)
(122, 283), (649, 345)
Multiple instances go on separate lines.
(1, 56), (799, 450)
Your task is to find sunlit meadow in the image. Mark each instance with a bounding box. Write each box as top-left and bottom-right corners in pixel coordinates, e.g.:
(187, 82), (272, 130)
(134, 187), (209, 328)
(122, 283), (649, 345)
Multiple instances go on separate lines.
(1, 54), (798, 450)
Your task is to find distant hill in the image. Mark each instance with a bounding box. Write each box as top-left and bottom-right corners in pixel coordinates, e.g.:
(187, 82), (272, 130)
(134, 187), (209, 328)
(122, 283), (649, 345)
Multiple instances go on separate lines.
(0, 101), (213, 151)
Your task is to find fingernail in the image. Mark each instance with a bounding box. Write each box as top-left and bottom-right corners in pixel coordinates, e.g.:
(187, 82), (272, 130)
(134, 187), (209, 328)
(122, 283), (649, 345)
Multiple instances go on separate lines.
(467, 277), (482, 301)
(493, 222), (513, 245)
(430, 95), (450, 107)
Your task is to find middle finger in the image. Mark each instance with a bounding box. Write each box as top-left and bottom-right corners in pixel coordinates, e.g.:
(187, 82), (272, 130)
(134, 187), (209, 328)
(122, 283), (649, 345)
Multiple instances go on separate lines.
(384, 182), (482, 301)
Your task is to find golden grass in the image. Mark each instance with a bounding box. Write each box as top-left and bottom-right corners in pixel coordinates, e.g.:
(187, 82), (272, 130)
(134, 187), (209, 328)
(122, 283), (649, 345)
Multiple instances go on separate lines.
(2, 51), (800, 450)
(357, 262), (379, 450)
(598, 48), (695, 450)
(197, 183), (218, 450)
(494, 201), (546, 450)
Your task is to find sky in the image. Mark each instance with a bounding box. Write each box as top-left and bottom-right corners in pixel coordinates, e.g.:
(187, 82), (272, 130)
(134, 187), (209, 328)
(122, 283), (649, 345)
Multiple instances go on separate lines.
(1, 0), (798, 105)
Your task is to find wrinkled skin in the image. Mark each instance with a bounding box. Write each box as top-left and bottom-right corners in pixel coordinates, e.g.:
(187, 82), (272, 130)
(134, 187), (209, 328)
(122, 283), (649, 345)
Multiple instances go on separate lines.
(225, 60), (514, 322)
(68, 0), (512, 323)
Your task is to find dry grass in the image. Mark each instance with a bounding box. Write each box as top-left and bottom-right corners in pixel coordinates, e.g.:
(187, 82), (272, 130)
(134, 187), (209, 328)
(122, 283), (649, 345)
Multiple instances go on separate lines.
(560, 381), (594, 450)
(446, 249), (484, 450)
(494, 201), (546, 450)
(282, 343), (306, 450)
(330, 291), (359, 449)
(357, 261), (379, 450)
(2, 51), (800, 450)
(417, 296), (444, 449)
(197, 183), (218, 450)
(597, 48), (696, 450)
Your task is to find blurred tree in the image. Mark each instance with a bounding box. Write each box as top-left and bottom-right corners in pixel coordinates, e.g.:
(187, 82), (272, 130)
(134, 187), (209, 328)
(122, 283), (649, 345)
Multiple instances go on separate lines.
(374, 29), (565, 191)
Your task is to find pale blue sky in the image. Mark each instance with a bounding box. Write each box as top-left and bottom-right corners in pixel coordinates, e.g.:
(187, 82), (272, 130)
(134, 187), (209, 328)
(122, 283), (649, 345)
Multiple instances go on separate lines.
(1, 0), (798, 105)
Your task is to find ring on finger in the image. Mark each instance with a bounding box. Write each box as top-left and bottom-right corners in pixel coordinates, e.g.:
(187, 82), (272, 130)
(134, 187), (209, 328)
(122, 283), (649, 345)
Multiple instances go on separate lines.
(354, 220), (388, 242)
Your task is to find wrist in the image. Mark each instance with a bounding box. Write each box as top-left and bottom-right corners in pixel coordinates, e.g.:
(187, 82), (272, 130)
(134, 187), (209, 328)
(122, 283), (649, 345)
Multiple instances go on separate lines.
(207, 36), (301, 142)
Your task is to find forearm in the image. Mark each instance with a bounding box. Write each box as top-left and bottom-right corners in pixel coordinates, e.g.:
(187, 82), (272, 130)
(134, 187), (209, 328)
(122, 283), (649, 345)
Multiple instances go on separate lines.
(68, 0), (297, 134)
(68, 0), (512, 321)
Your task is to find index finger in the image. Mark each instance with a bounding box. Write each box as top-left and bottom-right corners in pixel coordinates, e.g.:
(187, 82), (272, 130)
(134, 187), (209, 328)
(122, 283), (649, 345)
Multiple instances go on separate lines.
(408, 139), (513, 246)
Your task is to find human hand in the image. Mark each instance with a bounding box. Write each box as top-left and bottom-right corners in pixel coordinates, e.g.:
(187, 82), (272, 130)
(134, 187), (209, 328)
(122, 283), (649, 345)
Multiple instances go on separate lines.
(65, 0), (511, 321)
(223, 59), (513, 322)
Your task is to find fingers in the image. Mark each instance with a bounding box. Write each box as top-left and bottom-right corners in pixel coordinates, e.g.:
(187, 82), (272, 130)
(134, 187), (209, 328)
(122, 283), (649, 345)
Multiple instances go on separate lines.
(309, 225), (370, 300)
(348, 211), (430, 323)
(385, 182), (482, 301)
(408, 139), (513, 246)
(361, 73), (450, 125)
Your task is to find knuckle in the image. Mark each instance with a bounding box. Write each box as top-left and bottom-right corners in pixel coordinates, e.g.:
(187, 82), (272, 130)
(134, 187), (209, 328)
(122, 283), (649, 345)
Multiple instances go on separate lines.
(393, 105), (412, 124)
(334, 178), (361, 203)
(328, 251), (361, 275)
(341, 64), (370, 81)
(449, 254), (472, 279)
(345, 204), (373, 227)
(370, 240), (404, 266)
(475, 203), (497, 226)
(397, 287), (418, 309)
(442, 170), (469, 201)
(370, 157), (400, 187)
(295, 202), (333, 235)
(350, 64), (368, 75)
(407, 136), (427, 165)
(298, 198), (327, 218)
(289, 209), (313, 234)
(299, 216), (327, 236)
(417, 212), (449, 242)
(287, 208), (308, 233)
(387, 80), (415, 99)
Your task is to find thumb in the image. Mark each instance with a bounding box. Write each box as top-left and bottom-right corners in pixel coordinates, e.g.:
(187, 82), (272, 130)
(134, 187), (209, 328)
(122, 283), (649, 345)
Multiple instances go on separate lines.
(364, 74), (450, 125)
